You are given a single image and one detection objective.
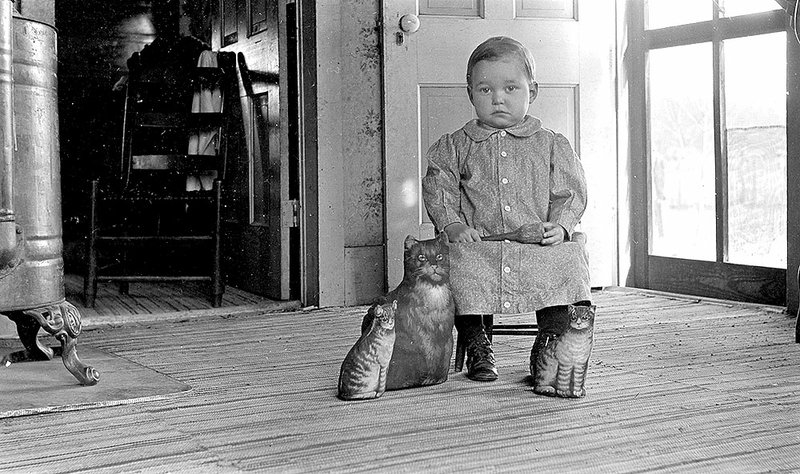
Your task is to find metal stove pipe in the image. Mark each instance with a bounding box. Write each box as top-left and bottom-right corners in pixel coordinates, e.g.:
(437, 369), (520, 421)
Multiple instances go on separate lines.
(0, 0), (18, 272)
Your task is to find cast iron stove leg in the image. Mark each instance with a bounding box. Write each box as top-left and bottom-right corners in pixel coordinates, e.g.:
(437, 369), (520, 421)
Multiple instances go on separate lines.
(1, 301), (100, 385)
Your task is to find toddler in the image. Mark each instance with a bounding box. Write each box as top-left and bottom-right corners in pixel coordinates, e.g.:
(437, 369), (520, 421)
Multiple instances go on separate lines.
(422, 36), (592, 382)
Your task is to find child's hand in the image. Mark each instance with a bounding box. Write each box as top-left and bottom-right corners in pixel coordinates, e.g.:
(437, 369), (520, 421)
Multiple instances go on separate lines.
(541, 222), (566, 246)
(444, 223), (482, 243)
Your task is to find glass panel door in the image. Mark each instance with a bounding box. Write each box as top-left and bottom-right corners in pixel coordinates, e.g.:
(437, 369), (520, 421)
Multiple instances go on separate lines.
(635, 2), (788, 305)
(724, 32), (787, 267)
(648, 43), (715, 261)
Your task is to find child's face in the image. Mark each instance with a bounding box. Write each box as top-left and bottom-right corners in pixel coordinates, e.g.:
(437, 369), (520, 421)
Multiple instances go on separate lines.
(468, 58), (537, 129)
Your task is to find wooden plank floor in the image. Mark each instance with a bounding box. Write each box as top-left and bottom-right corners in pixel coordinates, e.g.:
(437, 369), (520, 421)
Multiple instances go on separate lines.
(64, 273), (299, 325)
(2, 287), (800, 472)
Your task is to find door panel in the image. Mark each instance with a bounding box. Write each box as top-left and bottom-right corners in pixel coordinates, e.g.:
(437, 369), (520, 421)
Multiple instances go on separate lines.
(419, 0), (480, 16)
(516, 0), (576, 19)
(419, 86), (474, 160)
(383, 0), (615, 288)
(534, 86), (577, 149)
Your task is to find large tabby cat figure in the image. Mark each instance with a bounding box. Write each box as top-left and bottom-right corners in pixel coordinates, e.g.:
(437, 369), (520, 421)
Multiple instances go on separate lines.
(531, 304), (596, 398)
(365, 233), (455, 390)
(338, 300), (397, 400)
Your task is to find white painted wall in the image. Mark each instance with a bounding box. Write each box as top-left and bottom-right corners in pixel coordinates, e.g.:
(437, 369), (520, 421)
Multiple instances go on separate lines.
(315, 0), (346, 307)
(578, 0), (619, 287)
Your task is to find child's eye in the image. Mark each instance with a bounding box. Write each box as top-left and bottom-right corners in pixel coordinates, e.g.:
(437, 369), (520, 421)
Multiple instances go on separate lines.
(506, 85), (518, 92)
(479, 87), (491, 94)
(418, 255), (427, 262)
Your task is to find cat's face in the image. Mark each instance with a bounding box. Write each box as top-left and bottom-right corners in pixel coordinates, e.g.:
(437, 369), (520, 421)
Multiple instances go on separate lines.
(403, 233), (450, 285)
(568, 305), (595, 330)
(375, 300), (396, 329)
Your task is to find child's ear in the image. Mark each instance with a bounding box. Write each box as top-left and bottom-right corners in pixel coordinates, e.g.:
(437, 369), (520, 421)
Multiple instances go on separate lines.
(529, 81), (539, 104)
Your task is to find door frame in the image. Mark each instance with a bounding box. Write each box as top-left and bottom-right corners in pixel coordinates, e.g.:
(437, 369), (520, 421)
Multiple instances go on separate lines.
(295, 0), (319, 306)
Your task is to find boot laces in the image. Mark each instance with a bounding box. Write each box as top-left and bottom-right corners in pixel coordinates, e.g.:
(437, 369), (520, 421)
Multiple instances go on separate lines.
(467, 332), (493, 362)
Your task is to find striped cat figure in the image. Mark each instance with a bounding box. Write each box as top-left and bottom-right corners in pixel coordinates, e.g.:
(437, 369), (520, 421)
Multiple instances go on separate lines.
(337, 300), (397, 400)
(531, 304), (595, 398)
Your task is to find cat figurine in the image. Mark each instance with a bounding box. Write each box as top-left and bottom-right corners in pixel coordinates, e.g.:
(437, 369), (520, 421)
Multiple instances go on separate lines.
(364, 232), (455, 390)
(337, 300), (397, 400)
(531, 304), (596, 398)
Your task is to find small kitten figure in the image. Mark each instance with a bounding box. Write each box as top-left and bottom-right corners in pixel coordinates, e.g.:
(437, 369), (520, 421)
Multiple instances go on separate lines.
(531, 304), (596, 398)
(366, 233), (455, 390)
(337, 300), (397, 400)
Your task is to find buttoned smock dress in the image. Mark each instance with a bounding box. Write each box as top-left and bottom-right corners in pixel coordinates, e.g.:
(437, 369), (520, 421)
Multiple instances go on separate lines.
(421, 115), (591, 316)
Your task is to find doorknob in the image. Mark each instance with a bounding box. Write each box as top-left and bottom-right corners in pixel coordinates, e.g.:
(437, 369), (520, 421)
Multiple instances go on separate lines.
(399, 14), (420, 34)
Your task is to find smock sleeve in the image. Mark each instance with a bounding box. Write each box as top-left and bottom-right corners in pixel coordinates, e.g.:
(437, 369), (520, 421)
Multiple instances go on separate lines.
(422, 134), (464, 231)
(548, 133), (587, 238)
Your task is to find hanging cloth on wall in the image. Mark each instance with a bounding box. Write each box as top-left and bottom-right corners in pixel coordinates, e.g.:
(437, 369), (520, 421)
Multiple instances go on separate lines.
(187, 50), (221, 191)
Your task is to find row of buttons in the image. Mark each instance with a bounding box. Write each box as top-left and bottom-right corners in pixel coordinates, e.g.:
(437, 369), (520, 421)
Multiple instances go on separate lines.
(500, 129), (512, 311)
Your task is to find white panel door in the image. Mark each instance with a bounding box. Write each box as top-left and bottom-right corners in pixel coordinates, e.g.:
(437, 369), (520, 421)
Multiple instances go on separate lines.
(383, 0), (617, 288)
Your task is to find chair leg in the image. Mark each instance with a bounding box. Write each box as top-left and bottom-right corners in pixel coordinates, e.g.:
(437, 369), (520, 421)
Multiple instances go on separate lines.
(454, 329), (466, 372)
(483, 314), (494, 342)
(118, 202), (131, 296)
(211, 180), (224, 307)
(796, 266), (800, 343)
(119, 220), (129, 296)
(84, 180), (99, 308)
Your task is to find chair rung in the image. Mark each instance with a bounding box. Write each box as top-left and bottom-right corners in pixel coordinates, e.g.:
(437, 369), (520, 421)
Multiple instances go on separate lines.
(492, 324), (538, 329)
(135, 112), (224, 128)
(97, 275), (212, 283)
(193, 67), (225, 82)
(132, 154), (221, 172)
(96, 235), (213, 242)
(135, 112), (185, 128)
(490, 330), (539, 336)
(98, 193), (217, 202)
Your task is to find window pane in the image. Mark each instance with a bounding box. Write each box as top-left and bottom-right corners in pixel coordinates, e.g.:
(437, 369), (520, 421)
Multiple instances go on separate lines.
(646, 0), (711, 29)
(719, 0), (782, 17)
(724, 33), (787, 268)
(648, 43), (715, 261)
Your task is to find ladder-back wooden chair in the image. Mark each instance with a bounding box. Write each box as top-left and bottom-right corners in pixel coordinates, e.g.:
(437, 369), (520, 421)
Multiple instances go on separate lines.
(84, 50), (236, 308)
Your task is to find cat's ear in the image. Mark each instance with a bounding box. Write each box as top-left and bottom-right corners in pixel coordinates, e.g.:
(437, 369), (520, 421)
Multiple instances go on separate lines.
(404, 235), (418, 250)
(391, 300), (398, 311)
(373, 303), (385, 317)
(436, 231), (450, 245)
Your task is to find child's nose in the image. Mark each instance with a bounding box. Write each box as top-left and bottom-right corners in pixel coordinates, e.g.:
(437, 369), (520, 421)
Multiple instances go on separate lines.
(492, 91), (504, 104)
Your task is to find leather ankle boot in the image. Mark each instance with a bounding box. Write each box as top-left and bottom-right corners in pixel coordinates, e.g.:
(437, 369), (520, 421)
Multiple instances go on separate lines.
(456, 315), (498, 382)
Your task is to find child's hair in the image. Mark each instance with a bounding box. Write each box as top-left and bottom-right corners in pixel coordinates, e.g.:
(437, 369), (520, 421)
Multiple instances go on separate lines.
(466, 36), (536, 87)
